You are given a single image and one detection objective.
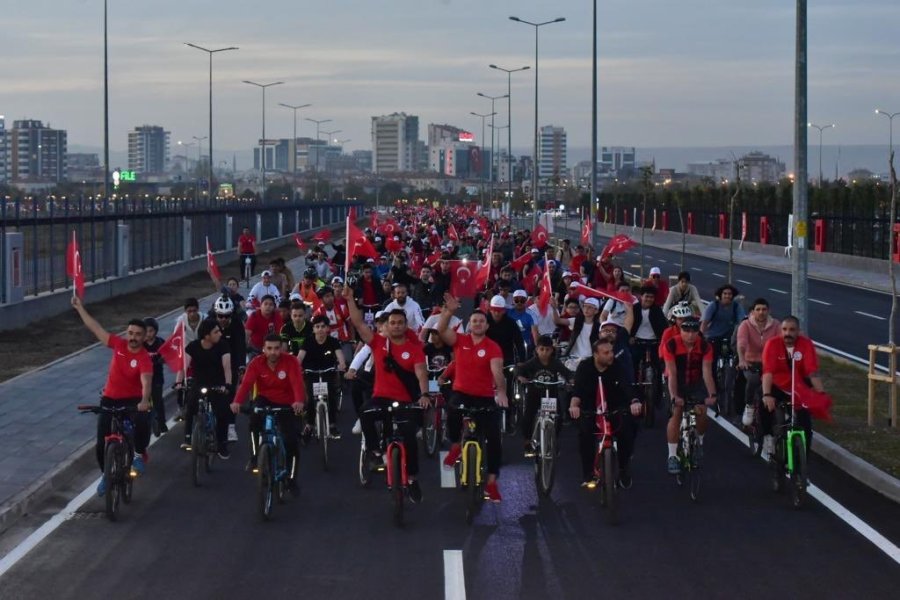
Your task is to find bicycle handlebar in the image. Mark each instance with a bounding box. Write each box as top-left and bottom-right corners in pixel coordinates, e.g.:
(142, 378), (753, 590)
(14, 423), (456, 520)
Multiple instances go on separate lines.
(362, 402), (425, 415)
(77, 404), (135, 415)
(522, 379), (566, 386)
(253, 406), (296, 414)
(456, 404), (502, 414)
(305, 367), (338, 374)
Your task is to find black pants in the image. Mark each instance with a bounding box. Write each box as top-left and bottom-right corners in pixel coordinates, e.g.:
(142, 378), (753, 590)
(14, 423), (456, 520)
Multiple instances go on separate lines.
(761, 388), (813, 450)
(96, 397), (149, 472)
(150, 383), (166, 428)
(351, 376), (372, 416)
(184, 388), (231, 448)
(447, 393), (502, 476)
(577, 408), (636, 482)
(240, 253), (256, 278)
(361, 397), (421, 476)
(248, 397), (300, 479)
(521, 389), (563, 442)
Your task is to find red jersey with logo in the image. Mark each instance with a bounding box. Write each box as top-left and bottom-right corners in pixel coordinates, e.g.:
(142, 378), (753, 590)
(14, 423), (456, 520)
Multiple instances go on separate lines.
(234, 353), (305, 406)
(245, 311), (284, 349)
(762, 335), (818, 392)
(368, 333), (426, 402)
(314, 301), (351, 341)
(103, 336), (153, 400)
(451, 334), (503, 398)
(238, 233), (256, 255)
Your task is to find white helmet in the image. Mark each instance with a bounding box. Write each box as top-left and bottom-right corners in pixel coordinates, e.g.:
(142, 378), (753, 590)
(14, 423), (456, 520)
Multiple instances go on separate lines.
(214, 296), (234, 316)
(668, 302), (693, 319)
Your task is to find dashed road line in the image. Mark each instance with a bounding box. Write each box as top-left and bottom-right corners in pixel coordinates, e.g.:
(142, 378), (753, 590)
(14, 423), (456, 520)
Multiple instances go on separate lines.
(712, 273), (725, 278)
(444, 550), (467, 600)
(691, 267), (703, 272)
(737, 279), (752, 285)
(768, 288), (788, 294)
(855, 311), (886, 321)
(439, 451), (456, 488)
(810, 298), (832, 306)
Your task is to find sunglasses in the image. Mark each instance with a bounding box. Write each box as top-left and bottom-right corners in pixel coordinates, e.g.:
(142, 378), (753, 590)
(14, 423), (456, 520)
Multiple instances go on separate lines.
(514, 298), (526, 303)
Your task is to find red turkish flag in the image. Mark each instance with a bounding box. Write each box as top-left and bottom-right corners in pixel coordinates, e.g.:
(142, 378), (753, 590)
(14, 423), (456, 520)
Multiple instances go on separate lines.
(347, 219), (379, 265)
(312, 228), (332, 243)
(572, 282), (635, 304)
(537, 264), (553, 314)
(474, 235), (494, 290)
(370, 211), (379, 231)
(66, 230), (85, 299)
(510, 251), (532, 273)
(581, 213), (592, 246)
(386, 237), (403, 253)
(449, 260), (479, 298)
(379, 219), (399, 237)
(159, 320), (185, 373)
(447, 223), (460, 241)
(523, 263), (542, 296)
(425, 249), (443, 266)
(205, 237), (221, 281)
(294, 233), (306, 251)
(531, 224), (549, 248)
(601, 234), (637, 259)
(793, 384), (833, 422)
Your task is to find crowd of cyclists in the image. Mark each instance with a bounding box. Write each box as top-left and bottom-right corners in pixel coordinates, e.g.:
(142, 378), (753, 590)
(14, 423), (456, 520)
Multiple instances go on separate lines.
(72, 204), (830, 509)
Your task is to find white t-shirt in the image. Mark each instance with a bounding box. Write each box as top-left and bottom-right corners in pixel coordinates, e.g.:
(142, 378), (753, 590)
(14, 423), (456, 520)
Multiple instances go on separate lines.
(422, 313), (465, 334)
(602, 298), (628, 327)
(528, 304), (557, 336)
(248, 282), (281, 305)
(384, 298), (425, 332)
(567, 317), (594, 359)
(635, 306), (655, 340)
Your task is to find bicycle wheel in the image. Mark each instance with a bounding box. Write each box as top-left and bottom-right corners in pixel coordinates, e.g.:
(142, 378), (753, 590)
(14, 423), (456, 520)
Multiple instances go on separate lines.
(103, 442), (121, 521)
(122, 449), (134, 504)
(688, 438), (702, 502)
(538, 419), (557, 497)
(465, 444), (481, 525)
(191, 420), (204, 487)
(391, 445), (404, 527)
(317, 403), (329, 471)
(770, 437), (786, 493)
(423, 406), (438, 457)
(359, 442), (372, 487)
(789, 434), (808, 509)
(275, 446), (287, 505)
(603, 448), (619, 524)
(747, 409), (763, 458)
(642, 369), (656, 429)
(257, 444), (274, 521)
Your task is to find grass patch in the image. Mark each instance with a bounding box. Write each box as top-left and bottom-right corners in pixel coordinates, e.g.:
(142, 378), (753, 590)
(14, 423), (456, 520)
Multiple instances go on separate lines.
(815, 355), (900, 479)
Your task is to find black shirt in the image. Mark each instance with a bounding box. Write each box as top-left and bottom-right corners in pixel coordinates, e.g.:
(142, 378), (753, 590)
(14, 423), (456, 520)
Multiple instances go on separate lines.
(186, 340), (229, 387)
(486, 313), (526, 365)
(218, 317), (247, 373)
(424, 343), (453, 375)
(572, 359), (632, 412)
(144, 336), (165, 385)
(281, 320), (312, 355)
(301, 335), (342, 371)
(517, 356), (571, 384)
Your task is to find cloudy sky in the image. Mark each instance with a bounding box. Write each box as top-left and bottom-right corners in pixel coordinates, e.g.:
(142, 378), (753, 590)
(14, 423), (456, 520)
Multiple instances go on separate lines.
(3, 0), (899, 159)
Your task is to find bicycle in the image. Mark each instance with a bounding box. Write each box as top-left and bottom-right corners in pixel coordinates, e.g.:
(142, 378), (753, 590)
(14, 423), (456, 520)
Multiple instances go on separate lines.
(715, 338), (737, 418)
(361, 402), (424, 527)
(635, 342), (660, 428)
(305, 367), (337, 471)
(361, 303), (380, 331)
(524, 379), (565, 497)
(243, 255), (252, 289)
(674, 399), (703, 502)
(742, 364), (764, 458)
(254, 405), (294, 521)
(454, 404), (500, 525)
(423, 368), (447, 458)
(503, 364), (522, 434)
(769, 352), (809, 508)
(77, 404), (138, 521)
(584, 385), (628, 525)
(190, 385), (226, 487)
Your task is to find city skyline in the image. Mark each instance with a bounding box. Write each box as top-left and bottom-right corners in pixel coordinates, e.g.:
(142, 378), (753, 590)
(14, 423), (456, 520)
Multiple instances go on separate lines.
(3, 0), (899, 158)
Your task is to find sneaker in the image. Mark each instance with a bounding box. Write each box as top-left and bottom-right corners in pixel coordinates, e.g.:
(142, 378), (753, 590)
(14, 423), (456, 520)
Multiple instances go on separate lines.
(742, 405), (755, 427)
(180, 436), (191, 451)
(132, 454), (146, 475)
(523, 441), (536, 458)
(329, 424), (341, 440)
(667, 456), (682, 475)
(762, 435), (775, 459)
(352, 419), (362, 435)
(485, 481), (502, 503)
(408, 480), (423, 504)
(217, 447), (231, 460)
(227, 424), (239, 442)
(96, 476), (107, 497)
(617, 467), (633, 489)
(443, 444), (461, 469)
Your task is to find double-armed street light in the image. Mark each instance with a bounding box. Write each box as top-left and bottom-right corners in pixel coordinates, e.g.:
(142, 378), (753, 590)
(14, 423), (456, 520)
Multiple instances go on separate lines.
(243, 80), (284, 198)
(489, 64), (530, 213)
(279, 102), (312, 201)
(807, 122), (835, 186)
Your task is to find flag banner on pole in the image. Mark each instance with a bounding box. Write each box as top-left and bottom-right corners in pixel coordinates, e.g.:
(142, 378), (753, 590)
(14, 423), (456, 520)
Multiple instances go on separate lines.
(294, 233), (306, 251)
(312, 228), (332, 243)
(531, 224), (549, 248)
(347, 219), (379, 263)
(581, 213), (592, 246)
(449, 260), (479, 298)
(206, 237), (221, 281)
(474, 235), (494, 290)
(66, 230), (85, 299)
(601, 234), (637, 259)
(159, 319), (185, 373)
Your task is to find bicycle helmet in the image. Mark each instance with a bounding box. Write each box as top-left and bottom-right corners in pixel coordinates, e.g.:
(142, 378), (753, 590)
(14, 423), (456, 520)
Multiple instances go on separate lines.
(304, 267), (317, 280)
(668, 302), (693, 320)
(214, 295), (234, 316)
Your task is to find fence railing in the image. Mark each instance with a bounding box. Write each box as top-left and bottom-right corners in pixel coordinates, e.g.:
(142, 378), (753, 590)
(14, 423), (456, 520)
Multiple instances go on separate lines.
(0, 196), (362, 303)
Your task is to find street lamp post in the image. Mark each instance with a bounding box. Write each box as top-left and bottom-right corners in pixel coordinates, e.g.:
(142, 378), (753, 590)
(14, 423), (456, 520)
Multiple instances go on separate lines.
(103, 0), (110, 200)
(471, 111), (496, 209)
(305, 118), (332, 201)
(477, 92), (509, 208)
(320, 129), (341, 200)
(177, 140), (195, 198)
(509, 15), (566, 229)
(877, 109), (900, 346)
(192, 136), (207, 200)
(185, 43), (238, 199)
(243, 80), (284, 200)
(489, 64), (530, 214)
(807, 122), (835, 186)
(279, 102), (311, 201)
(489, 123), (509, 209)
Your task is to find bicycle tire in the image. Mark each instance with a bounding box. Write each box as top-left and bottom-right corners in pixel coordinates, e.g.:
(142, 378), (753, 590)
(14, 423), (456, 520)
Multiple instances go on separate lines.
(747, 412), (763, 458)
(789, 435), (808, 509)
(103, 441), (121, 521)
(465, 444), (480, 525)
(257, 444), (274, 521)
(122, 449), (134, 504)
(642, 376), (656, 429)
(391, 445), (404, 527)
(318, 403), (329, 471)
(358, 443), (372, 487)
(539, 419), (556, 496)
(423, 406), (438, 457)
(689, 438), (702, 502)
(191, 420), (204, 487)
(603, 448), (619, 524)
(771, 437), (786, 493)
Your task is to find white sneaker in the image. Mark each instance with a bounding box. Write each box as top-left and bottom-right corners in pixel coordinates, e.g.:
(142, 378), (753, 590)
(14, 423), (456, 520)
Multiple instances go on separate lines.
(742, 405), (755, 427)
(762, 435), (775, 458)
(352, 419), (362, 435)
(227, 424), (239, 442)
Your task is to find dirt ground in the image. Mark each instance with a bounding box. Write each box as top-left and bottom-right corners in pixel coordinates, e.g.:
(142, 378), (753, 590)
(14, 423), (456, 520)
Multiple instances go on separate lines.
(0, 242), (301, 383)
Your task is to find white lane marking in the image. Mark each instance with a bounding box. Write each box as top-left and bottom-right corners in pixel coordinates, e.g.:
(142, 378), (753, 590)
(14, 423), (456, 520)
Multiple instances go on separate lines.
(0, 414), (178, 577)
(658, 259), (667, 263)
(712, 273), (726, 278)
(711, 412), (900, 565)
(439, 451), (456, 488)
(855, 311), (886, 321)
(810, 298), (832, 306)
(691, 267), (703, 272)
(737, 279), (753, 285)
(444, 549), (467, 600)
(768, 288), (788, 294)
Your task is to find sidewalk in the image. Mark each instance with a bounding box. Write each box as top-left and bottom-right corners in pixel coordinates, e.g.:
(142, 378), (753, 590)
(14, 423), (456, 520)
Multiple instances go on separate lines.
(0, 247), (323, 533)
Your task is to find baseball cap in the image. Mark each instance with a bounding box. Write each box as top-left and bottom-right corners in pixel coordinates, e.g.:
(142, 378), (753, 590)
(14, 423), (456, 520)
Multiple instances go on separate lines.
(512, 289), (528, 299)
(600, 319), (619, 329)
(530, 248), (539, 254)
(261, 270), (272, 277)
(289, 292), (302, 302)
(583, 297), (600, 309)
(649, 267), (661, 276)
(569, 281), (579, 289)
(366, 258), (375, 263)
(489, 295), (507, 309)
(331, 276), (344, 284)
(375, 236), (382, 242)
(562, 271), (572, 278)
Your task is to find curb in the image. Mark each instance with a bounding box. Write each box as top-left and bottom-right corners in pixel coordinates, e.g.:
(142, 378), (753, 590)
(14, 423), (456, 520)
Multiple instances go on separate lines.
(812, 434), (900, 504)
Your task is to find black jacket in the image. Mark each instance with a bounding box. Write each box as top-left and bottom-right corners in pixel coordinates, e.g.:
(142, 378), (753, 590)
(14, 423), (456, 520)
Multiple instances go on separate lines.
(487, 313), (526, 365)
(629, 303), (668, 340)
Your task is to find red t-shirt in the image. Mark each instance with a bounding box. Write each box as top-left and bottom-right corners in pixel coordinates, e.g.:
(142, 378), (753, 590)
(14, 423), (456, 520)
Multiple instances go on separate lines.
(245, 311), (284, 349)
(451, 334), (503, 398)
(234, 353), (305, 406)
(361, 278), (378, 306)
(661, 334), (713, 391)
(570, 254), (586, 276)
(102, 336), (153, 400)
(368, 333), (426, 402)
(238, 233), (256, 255)
(762, 335), (818, 392)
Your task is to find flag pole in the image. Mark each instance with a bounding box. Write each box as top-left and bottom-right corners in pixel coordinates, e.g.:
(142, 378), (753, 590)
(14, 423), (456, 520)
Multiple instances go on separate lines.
(71, 230), (76, 298)
(344, 216), (351, 275)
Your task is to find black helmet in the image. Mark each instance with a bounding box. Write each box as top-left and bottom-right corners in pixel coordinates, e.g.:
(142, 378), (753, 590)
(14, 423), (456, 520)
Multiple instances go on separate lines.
(304, 267), (317, 279)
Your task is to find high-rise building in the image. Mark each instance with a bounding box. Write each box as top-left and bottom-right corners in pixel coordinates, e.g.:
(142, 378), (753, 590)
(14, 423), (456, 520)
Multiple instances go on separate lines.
(371, 112), (419, 173)
(740, 151), (786, 183)
(599, 146), (636, 177)
(127, 125), (170, 175)
(538, 125), (567, 182)
(0, 117), (9, 183)
(10, 119), (67, 182)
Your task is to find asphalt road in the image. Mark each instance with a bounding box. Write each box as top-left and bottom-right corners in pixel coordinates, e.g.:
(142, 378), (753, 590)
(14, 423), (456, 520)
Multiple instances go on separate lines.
(2, 386), (898, 599)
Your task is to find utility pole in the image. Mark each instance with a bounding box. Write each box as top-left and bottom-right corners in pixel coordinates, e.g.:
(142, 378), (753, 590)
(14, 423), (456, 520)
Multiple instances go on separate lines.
(791, 0), (809, 328)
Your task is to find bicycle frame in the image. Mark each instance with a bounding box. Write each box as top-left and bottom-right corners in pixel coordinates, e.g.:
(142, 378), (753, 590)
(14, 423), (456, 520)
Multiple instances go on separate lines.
(593, 382), (617, 479)
(785, 354), (807, 474)
(261, 413), (289, 482)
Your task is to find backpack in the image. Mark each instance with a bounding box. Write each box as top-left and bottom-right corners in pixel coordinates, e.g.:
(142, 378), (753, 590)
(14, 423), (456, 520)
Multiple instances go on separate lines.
(709, 300), (739, 328)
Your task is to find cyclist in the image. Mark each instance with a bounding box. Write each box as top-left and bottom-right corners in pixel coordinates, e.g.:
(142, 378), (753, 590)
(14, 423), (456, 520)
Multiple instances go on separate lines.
(561, 297), (603, 367)
(761, 316), (824, 456)
(230, 334), (305, 493)
(248, 270), (282, 309)
(281, 301), (312, 354)
(294, 267), (326, 306)
(312, 286), (352, 342)
(569, 338), (642, 488)
(662, 271), (703, 317)
(344, 288), (430, 504)
(486, 294), (526, 366)
(629, 285), (668, 392)
(237, 226), (257, 279)
(176, 319), (233, 459)
(661, 317), (716, 474)
(245, 295), (284, 358)
(700, 283), (746, 357)
(736, 298), (780, 427)
(71, 295), (151, 496)
(212, 295), (246, 444)
(143, 317), (168, 435)
(438, 295), (508, 502)
(352, 262), (388, 307)
(384, 282), (426, 333)
(659, 302), (694, 352)
(508, 289), (536, 355)
(297, 315), (346, 439)
(516, 335), (572, 457)
(643, 267), (669, 308)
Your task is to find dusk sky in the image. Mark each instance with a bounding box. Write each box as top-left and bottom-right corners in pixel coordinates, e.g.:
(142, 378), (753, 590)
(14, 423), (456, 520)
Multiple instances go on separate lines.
(4, 0), (899, 158)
